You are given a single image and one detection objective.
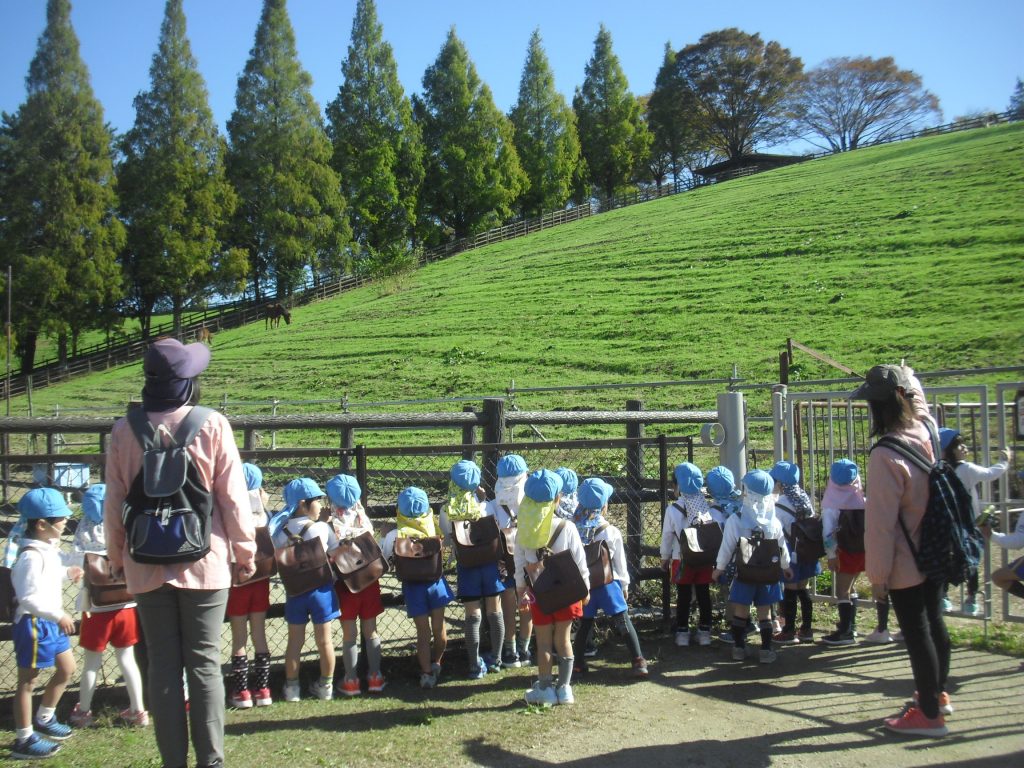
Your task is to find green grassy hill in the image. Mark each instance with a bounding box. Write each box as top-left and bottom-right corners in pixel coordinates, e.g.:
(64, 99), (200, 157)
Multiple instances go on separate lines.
(18, 123), (1024, 422)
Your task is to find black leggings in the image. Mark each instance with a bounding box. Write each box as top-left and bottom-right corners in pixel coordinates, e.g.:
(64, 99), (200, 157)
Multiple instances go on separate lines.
(889, 579), (951, 719)
(675, 582), (712, 630)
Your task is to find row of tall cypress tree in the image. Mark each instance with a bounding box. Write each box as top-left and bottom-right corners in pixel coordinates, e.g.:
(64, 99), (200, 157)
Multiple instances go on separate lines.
(0, 0), (650, 373)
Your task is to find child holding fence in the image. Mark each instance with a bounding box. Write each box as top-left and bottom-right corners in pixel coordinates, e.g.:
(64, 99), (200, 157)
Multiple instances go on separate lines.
(269, 478), (338, 702)
(571, 477), (648, 677)
(516, 470), (590, 706)
(770, 461), (820, 644)
(660, 462), (721, 647)
(69, 484), (148, 727)
(226, 463), (273, 708)
(484, 454), (533, 667)
(381, 486), (454, 689)
(5, 488), (82, 760)
(327, 473), (386, 695)
(440, 460), (505, 678)
(712, 470), (792, 664)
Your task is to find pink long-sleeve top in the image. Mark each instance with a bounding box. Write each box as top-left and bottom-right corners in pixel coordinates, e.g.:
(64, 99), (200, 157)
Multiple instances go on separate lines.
(103, 405), (256, 595)
(864, 382), (935, 590)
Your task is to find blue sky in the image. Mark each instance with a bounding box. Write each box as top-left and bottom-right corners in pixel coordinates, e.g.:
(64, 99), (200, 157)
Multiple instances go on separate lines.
(1, 0), (1022, 148)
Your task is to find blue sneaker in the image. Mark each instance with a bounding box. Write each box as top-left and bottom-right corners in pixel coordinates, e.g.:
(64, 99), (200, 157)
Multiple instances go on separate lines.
(468, 656), (487, 680)
(501, 646), (521, 668)
(11, 733), (61, 760)
(33, 718), (72, 741)
(482, 652), (502, 673)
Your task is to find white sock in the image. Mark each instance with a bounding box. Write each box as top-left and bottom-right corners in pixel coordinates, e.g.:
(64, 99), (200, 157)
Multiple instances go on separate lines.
(36, 705), (55, 724)
(114, 644), (145, 714)
(16, 726), (33, 741)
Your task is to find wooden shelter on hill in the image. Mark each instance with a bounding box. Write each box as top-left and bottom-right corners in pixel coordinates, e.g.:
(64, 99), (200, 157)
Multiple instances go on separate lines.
(694, 153), (808, 184)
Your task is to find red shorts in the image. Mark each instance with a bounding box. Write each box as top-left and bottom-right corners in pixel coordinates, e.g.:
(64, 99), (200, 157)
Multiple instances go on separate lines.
(226, 578), (271, 617)
(79, 607), (140, 652)
(837, 548), (865, 574)
(530, 600), (583, 626)
(672, 559), (714, 585)
(335, 579), (384, 621)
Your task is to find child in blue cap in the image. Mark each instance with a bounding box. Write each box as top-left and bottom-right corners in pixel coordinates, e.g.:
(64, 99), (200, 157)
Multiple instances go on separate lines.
(515, 470), (589, 706)
(381, 486), (454, 689)
(704, 466), (753, 644)
(711, 471), (792, 664)
(327, 473), (386, 696)
(7, 488), (82, 760)
(440, 460), (504, 677)
(484, 454), (533, 667)
(269, 477), (338, 702)
(769, 461), (821, 644)
(571, 478), (648, 677)
(226, 463), (274, 708)
(660, 462), (722, 647)
(940, 427), (1011, 615)
(70, 484), (147, 729)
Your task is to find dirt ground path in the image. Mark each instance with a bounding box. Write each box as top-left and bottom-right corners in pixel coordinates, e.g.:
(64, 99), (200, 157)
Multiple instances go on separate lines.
(465, 638), (1023, 768)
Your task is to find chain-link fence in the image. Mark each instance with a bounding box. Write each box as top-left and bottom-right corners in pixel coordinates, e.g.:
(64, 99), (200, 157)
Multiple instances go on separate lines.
(0, 435), (695, 697)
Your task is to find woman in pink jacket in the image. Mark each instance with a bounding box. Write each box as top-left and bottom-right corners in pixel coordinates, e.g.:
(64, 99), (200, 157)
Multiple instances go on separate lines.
(856, 363), (950, 739)
(105, 338), (255, 768)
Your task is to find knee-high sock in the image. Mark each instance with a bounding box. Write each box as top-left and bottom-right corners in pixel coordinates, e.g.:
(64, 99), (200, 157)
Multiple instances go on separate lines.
(79, 649), (104, 711)
(342, 640), (359, 681)
(797, 588), (813, 630)
(615, 611), (644, 659)
(114, 645), (145, 714)
(782, 590), (798, 632)
(465, 612), (482, 665)
(836, 601), (853, 633)
(365, 635), (382, 677)
(557, 656), (574, 688)
(253, 652), (271, 691)
(230, 654), (248, 695)
(875, 600), (890, 632)
(759, 619), (774, 650)
(487, 612), (505, 662)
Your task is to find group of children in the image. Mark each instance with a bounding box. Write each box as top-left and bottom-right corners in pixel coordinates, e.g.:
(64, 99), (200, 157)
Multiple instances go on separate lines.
(6, 439), (1017, 754)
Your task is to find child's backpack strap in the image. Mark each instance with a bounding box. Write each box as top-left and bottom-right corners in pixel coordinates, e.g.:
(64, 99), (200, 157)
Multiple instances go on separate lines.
(536, 519), (566, 559)
(501, 504), (516, 524)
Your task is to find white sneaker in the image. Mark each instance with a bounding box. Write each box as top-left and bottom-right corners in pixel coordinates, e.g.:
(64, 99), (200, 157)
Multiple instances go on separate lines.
(283, 680), (301, 703)
(864, 629), (894, 644)
(731, 645), (745, 661)
(555, 684), (575, 705)
(524, 682), (557, 707)
(419, 672), (436, 689)
(696, 629), (712, 646)
(891, 630), (904, 642)
(675, 630), (690, 647)
(309, 679), (333, 701)
(759, 649), (778, 664)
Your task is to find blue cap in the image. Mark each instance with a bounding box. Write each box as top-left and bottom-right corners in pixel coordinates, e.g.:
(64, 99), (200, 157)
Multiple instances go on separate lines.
(497, 454), (528, 478)
(524, 469), (563, 503)
(81, 484), (106, 524)
(769, 461), (800, 486)
(673, 462), (703, 495)
(398, 486), (430, 518)
(830, 459), (859, 486)
(577, 478), (613, 509)
(242, 463), (263, 491)
(326, 474), (361, 509)
(742, 470), (774, 497)
(450, 460), (481, 491)
(705, 466), (736, 498)
(19, 488), (73, 520)
(554, 467), (579, 495)
(939, 428), (960, 452)
(283, 478), (325, 513)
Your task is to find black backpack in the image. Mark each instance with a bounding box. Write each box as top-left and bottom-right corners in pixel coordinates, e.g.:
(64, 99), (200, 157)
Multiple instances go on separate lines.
(836, 508), (866, 554)
(873, 421), (981, 586)
(122, 406), (215, 565)
(0, 565), (17, 622)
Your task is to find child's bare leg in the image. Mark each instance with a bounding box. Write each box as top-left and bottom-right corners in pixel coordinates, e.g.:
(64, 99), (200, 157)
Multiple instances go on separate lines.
(413, 615), (432, 674)
(40, 649), (75, 710)
(534, 622), (555, 680)
(249, 612), (269, 656)
(313, 621), (335, 680)
(284, 623), (305, 681)
(14, 667), (39, 731)
(229, 615), (249, 657)
(430, 608), (447, 666)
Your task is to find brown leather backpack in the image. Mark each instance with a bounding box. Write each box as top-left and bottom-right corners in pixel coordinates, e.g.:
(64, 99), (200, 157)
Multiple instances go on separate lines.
(525, 521), (589, 614)
(452, 516), (501, 568)
(393, 536), (443, 583)
(84, 553), (133, 607)
(275, 521), (334, 596)
(333, 531), (387, 593)
(232, 527), (277, 587)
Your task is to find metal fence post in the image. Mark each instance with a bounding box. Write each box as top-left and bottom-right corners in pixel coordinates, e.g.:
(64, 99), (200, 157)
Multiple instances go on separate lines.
(341, 427), (354, 473)
(481, 398), (505, 491)
(461, 405), (477, 462)
(355, 445), (368, 507)
(772, 385), (787, 462)
(658, 434), (670, 625)
(717, 391), (747, 479)
(625, 399), (644, 583)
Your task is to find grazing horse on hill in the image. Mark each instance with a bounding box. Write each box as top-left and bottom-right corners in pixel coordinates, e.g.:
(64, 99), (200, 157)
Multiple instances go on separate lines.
(197, 326), (212, 346)
(265, 302), (291, 329)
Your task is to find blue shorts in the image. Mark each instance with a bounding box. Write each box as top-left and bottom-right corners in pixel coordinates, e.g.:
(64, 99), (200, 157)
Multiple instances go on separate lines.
(729, 579), (784, 607)
(456, 562), (505, 601)
(14, 616), (71, 669)
(403, 577), (455, 618)
(583, 580), (628, 619)
(786, 560), (822, 583)
(285, 583), (340, 625)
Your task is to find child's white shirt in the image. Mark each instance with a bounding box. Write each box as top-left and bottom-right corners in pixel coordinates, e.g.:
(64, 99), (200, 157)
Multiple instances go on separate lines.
(991, 511), (1024, 550)
(484, 499), (517, 528)
(583, 522), (629, 586)
(513, 519), (590, 591)
(715, 514), (790, 573)
(330, 505), (374, 541)
(660, 497), (719, 561)
(954, 460), (1008, 517)
(276, 517), (338, 553)
(12, 539), (75, 623)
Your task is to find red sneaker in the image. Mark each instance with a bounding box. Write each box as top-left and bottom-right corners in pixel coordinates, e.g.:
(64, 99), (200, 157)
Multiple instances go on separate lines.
(910, 690), (954, 716)
(367, 673), (387, 693)
(884, 706), (948, 737)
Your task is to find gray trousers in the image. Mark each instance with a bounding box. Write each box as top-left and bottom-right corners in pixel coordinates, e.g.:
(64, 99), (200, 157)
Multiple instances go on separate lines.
(135, 585), (229, 768)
